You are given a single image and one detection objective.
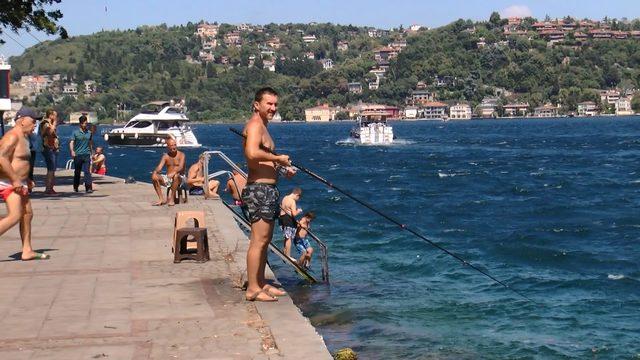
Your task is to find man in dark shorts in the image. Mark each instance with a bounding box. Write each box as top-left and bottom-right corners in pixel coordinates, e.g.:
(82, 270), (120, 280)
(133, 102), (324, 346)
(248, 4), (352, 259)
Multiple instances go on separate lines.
(241, 87), (296, 302)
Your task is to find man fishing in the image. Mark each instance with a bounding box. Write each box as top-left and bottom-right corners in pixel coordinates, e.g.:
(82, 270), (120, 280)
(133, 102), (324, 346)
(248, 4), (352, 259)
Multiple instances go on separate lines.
(241, 87), (296, 302)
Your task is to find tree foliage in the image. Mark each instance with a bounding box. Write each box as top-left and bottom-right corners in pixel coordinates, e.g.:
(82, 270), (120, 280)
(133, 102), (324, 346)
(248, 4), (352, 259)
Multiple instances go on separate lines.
(0, 0), (67, 44)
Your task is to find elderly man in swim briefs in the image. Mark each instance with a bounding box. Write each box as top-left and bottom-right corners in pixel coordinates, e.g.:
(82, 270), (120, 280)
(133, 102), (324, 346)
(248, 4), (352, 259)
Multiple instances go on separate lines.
(241, 87), (297, 302)
(151, 138), (185, 206)
(0, 107), (50, 260)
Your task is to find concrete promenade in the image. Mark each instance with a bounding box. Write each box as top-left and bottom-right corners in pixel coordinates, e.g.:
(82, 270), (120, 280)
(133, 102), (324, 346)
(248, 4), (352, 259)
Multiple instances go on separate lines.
(0, 169), (332, 360)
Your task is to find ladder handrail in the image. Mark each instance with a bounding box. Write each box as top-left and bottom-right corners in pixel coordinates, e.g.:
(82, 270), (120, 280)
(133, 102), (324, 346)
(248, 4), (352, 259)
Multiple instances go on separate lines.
(202, 150), (330, 282)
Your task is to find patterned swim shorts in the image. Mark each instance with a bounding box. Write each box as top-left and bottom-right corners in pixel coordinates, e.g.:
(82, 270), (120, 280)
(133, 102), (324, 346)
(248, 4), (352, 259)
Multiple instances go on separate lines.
(241, 183), (280, 223)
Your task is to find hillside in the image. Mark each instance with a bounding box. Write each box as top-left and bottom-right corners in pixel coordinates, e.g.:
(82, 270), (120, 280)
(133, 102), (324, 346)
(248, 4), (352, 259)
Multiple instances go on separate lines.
(9, 16), (640, 121)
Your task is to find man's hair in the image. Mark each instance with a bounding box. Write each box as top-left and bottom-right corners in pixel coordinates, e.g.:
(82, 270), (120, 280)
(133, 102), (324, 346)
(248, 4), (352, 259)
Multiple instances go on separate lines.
(254, 87), (278, 103)
(166, 138), (176, 145)
(45, 109), (56, 118)
(78, 115), (88, 124)
(303, 211), (315, 220)
(292, 187), (302, 196)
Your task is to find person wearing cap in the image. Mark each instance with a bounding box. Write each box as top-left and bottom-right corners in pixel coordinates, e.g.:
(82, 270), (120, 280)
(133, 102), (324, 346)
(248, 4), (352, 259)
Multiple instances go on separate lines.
(0, 107), (50, 260)
(69, 115), (94, 193)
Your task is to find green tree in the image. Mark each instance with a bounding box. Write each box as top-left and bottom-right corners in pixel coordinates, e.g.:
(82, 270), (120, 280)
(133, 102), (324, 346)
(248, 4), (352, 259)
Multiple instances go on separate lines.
(632, 94), (640, 113)
(0, 0), (67, 44)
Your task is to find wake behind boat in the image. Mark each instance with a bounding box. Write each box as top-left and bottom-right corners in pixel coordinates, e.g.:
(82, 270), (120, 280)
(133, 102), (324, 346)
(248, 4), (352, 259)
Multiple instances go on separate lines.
(104, 100), (201, 148)
(349, 115), (394, 145)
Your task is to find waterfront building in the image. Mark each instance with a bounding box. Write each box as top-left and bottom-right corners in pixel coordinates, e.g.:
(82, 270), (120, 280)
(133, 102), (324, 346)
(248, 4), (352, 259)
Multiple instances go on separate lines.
(503, 103), (529, 117)
(449, 103), (472, 120)
(404, 106), (419, 119)
(349, 103), (400, 119)
(422, 101), (448, 119)
(476, 97), (498, 118)
(577, 101), (599, 116)
(305, 104), (339, 122)
(615, 98), (634, 116)
(534, 104), (559, 117)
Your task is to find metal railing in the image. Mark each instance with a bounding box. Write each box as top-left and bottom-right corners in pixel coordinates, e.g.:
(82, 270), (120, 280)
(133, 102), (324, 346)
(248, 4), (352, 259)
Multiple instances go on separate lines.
(202, 150), (330, 283)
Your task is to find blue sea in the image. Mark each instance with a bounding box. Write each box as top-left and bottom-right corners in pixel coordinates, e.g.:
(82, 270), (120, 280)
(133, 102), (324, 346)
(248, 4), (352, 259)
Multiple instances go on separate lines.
(52, 118), (640, 359)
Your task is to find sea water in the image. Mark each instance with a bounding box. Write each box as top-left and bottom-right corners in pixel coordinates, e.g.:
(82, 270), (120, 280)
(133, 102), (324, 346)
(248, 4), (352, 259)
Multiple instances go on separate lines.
(54, 118), (640, 359)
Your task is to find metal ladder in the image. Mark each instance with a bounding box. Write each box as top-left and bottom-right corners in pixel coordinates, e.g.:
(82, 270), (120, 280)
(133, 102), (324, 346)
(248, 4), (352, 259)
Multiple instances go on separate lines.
(202, 150), (329, 283)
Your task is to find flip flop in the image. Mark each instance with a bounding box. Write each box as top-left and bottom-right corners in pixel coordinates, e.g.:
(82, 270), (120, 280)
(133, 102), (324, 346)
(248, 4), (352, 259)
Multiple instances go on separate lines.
(245, 289), (277, 302)
(152, 202), (166, 206)
(22, 253), (50, 261)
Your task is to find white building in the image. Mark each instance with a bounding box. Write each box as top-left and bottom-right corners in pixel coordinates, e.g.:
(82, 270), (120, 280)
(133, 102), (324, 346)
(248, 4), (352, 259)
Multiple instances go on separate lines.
(577, 101), (599, 116)
(319, 59), (333, 70)
(615, 97), (634, 116)
(449, 103), (472, 120)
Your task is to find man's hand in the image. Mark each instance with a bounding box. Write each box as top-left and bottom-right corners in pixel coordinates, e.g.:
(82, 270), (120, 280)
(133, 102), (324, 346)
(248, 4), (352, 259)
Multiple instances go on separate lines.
(276, 154), (291, 167)
(71, 151), (76, 158)
(11, 180), (27, 196)
(284, 166), (297, 179)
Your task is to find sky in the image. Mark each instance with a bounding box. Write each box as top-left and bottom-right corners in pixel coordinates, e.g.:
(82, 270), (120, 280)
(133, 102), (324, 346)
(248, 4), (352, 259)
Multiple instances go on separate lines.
(1, 0), (640, 58)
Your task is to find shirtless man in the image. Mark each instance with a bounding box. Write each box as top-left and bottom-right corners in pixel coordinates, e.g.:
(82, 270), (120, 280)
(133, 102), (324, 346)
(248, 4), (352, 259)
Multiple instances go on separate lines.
(241, 87), (296, 302)
(293, 212), (315, 268)
(225, 168), (247, 206)
(279, 188), (302, 257)
(186, 154), (220, 198)
(151, 138), (185, 206)
(0, 107), (49, 260)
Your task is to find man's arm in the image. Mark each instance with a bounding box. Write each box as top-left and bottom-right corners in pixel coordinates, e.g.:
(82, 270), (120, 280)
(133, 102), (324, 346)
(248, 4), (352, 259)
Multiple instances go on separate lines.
(0, 134), (23, 188)
(152, 155), (167, 175)
(69, 132), (75, 157)
(244, 122), (289, 165)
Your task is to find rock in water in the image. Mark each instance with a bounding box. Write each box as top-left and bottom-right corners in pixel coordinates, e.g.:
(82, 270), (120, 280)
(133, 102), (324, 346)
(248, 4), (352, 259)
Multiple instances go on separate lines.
(334, 348), (357, 360)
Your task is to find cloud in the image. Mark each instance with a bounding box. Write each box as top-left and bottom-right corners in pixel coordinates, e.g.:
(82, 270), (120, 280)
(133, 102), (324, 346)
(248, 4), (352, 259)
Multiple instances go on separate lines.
(500, 5), (533, 18)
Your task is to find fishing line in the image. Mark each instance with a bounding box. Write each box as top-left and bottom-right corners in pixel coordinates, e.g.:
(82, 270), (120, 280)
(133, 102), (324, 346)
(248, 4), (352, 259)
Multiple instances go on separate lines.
(231, 127), (537, 304)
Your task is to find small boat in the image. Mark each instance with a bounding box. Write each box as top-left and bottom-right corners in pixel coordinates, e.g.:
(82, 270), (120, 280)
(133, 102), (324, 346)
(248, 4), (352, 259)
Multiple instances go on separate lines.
(349, 115), (394, 145)
(105, 100), (201, 147)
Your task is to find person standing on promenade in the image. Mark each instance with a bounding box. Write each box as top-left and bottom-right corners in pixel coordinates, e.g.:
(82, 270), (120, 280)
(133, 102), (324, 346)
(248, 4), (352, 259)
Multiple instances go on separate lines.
(69, 115), (93, 193)
(241, 87), (296, 302)
(225, 168), (247, 206)
(279, 187), (303, 257)
(0, 107), (49, 260)
(151, 138), (185, 206)
(40, 109), (60, 195)
(26, 111), (41, 189)
(91, 147), (107, 175)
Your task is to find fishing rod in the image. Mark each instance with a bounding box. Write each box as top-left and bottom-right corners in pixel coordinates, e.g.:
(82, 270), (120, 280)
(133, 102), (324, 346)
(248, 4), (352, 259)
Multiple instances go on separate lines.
(230, 127), (536, 304)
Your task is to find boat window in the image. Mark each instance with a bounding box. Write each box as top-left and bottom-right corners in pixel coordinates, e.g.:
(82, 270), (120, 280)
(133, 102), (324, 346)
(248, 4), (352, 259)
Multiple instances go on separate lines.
(132, 120), (152, 128)
(156, 122), (170, 130)
(165, 107), (182, 114)
(124, 121), (138, 128)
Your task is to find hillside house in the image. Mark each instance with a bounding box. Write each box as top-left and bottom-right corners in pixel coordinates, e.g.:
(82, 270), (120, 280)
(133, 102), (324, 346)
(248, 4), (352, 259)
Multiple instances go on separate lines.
(615, 98), (634, 116)
(373, 47), (398, 64)
(337, 41), (349, 51)
(196, 23), (219, 38)
(422, 101), (448, 119)
(348, 82), (363, 94)
(302, 35), (317, 43)
(319, 59), (334, 70)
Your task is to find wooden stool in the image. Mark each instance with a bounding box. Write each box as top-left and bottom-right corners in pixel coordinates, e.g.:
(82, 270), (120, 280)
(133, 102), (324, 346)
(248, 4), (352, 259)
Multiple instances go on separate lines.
(172, 211), (206, 252)
(174, 227), (210, 263)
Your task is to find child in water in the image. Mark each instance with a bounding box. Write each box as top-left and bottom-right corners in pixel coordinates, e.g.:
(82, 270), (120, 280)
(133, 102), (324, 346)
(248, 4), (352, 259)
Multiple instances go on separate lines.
(294, 212), (316, 269)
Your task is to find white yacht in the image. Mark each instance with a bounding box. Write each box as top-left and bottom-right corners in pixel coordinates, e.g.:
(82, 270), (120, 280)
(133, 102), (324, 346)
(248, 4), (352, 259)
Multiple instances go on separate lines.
(104, 101), (201, 148)
(349, 116), (394, 145)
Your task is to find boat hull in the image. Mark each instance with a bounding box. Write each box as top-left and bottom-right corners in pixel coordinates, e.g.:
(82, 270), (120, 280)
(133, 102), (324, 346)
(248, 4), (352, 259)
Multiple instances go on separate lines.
(105, 133), (201, 148)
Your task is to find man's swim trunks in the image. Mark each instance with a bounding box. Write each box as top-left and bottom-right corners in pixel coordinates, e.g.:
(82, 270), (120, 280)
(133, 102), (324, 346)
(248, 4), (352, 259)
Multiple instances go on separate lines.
(294, 236), (311, 254)
(161, 174), (173, 187)
(0, 180), (26, 201)
(241, 183), (279, 223)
